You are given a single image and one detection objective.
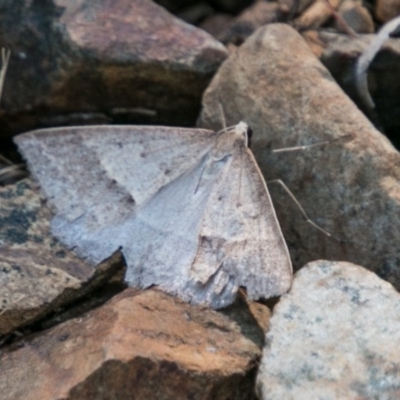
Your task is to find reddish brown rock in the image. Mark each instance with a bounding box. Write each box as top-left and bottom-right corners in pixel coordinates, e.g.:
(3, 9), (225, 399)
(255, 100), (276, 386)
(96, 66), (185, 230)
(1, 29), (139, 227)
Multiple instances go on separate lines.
(0, 178), (124, 335)
(0, 0), (227, 136)
(200, 14), (234, 39)
(198, 24), (400, 291)
(375, 0), (400, 22)
(0, 288), (268, 400)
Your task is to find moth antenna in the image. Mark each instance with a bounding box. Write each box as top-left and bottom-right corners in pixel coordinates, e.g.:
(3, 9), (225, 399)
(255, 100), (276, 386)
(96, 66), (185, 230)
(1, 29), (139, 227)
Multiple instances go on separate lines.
(272, 134), (353, 153)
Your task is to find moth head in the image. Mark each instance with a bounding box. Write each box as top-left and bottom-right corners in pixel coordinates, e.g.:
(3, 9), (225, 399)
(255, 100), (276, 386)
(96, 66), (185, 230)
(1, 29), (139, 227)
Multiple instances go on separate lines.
(234, 121), (253, 148)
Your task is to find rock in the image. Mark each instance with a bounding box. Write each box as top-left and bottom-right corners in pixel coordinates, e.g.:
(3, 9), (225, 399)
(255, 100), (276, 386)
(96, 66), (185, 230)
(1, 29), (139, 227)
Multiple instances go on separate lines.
(218, 1), (282, 45)
(155, 0), (202, 14)
(0, 0), (227, 137)
(198, 24), (400, 291)
(0, 178), (124, 335)
(177, 2), (215, 24)
(0, 288), (268, 400)
(0, 159), (27, 186)
(375, 0), (400, 22)
(278, 0), (316, 18)
(209, 0), (257, 14)
(294, 0), (344, 29)
(256, 260), (400, 399)
(200, 13), (235, 39)
(303, 30), (400, 147)
(335, 0), (374, 34)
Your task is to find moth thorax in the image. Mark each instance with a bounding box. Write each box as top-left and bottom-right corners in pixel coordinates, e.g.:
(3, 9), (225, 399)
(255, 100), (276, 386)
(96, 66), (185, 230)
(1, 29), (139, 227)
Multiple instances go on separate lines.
(234, 122), (251, 148)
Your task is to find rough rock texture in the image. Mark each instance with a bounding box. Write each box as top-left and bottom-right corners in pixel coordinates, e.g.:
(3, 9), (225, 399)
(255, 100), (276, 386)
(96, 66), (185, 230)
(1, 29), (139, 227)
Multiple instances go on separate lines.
(303, 30), (400, 146)
(335, 0), (374, 33)
(278, 0), (316, 17)
(200, 14), (234, 39)
(0, 288), (269, 400)
(198, 24), (400, 291)
(375, 0), (400, 22)
(0, 0), (227, 136)
(256, 260), (400, 399)
(0, 178), (124, 335)
(294, 0), (344, 29)
(218, 1), (282, 45)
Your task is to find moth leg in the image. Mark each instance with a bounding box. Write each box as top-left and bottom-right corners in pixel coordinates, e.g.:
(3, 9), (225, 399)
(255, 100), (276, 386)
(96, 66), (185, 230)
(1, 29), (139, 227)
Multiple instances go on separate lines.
(267, 179), (333, 238)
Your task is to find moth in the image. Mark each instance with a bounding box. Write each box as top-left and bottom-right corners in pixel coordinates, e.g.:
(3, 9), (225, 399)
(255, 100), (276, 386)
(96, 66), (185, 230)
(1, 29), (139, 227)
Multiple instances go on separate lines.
(15, 122), (292, 309)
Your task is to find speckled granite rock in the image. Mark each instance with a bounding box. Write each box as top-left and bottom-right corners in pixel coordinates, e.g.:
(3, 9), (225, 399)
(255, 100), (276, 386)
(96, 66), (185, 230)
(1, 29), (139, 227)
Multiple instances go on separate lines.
(0, 178), (124, 335)
(198, 24), (400, 291)
(0, 0), (227, 136)
(0, 288), (268, 400)
(256, 260), (400, 399)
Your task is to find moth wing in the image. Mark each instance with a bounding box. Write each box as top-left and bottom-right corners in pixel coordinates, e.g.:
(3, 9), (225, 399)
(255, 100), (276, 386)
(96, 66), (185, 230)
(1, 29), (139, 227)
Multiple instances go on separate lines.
(122, 153), (221, 295)
(14, 125), (215, 263)
(15, 126), (215, 218)
(188, 147), (292, 309)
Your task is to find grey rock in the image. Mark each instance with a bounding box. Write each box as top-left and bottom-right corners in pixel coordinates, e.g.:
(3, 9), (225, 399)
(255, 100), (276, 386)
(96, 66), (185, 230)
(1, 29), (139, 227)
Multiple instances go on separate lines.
(198, 23), (400, 291)
(256, 260), (400, 399)
(335, 0), (374, 34)
(303, 30), (400, 146)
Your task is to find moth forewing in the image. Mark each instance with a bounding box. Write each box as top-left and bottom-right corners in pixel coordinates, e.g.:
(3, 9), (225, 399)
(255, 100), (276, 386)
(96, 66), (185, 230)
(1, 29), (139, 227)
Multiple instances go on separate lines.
(14, 123), (293, 309)
(241, 149), (293, 295)
(188, 134), (292, 308)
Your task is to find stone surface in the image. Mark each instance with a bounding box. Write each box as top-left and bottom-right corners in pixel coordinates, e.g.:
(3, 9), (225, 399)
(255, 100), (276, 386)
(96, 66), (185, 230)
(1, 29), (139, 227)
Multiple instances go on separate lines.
(0, 0), (227, 136)
(0, 158), (27, 186)
(335, 0), (374, 33)
(198, 24), (400, 291)
(0, 178), (124, 335)
(303, 30), (400, 147)
(0, 288), (268, 400)
(256, 260), (400, 399)
(278, 0), (316, 17)
(376, 0), (400, 22)
(200, 13), (234, 39)
(294, 0), (344, 29)
(218, 1), (282, 45)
